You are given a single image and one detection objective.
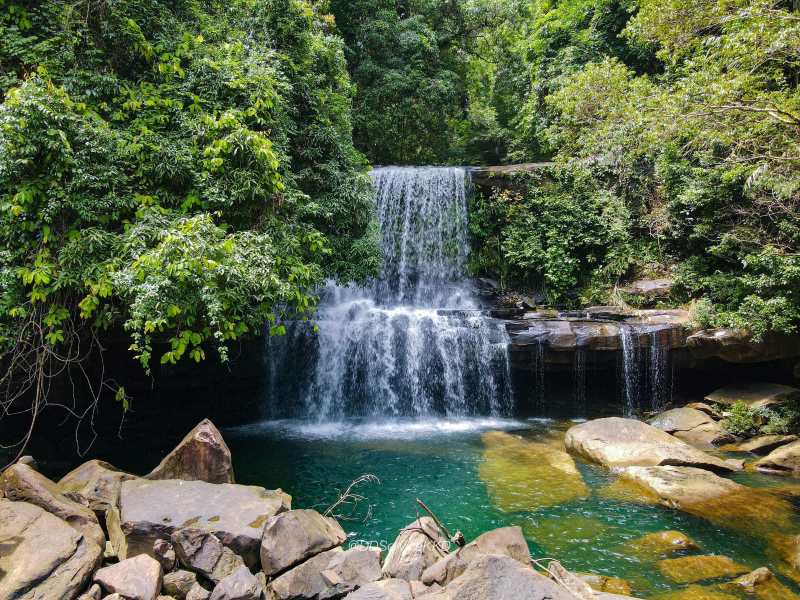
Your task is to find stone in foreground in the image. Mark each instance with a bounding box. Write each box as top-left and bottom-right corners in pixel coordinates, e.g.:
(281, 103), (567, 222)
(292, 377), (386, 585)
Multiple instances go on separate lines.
(108, 478), (290, 567)
(382, 517), (448, 581)
(2, 462), (106, 548)
(260, 509), (347, 577)
(59, 459), (137, 517)
(172, 528), (245, 584)
(147, 419), (235, 484)
(209, 565), (262, 600)
(94, 554), (163, 600)
(421, 526), (531, 586)
(657, 555), (748, 584)
(163, 570), (198, 599)
(423, 554), (578, 600)
(0, 499), (102, 600)
(269, 546), (382, 600)
(564, 418), (734, 472)
(754, 440), (800, 476)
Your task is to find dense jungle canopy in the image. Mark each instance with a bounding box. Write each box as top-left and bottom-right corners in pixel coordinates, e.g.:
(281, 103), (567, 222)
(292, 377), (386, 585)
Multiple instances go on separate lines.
(1, 0), (799, 408)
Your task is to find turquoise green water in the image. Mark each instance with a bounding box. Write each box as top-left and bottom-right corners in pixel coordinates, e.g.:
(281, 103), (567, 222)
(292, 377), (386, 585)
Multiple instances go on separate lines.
(226, 417), (800, 598)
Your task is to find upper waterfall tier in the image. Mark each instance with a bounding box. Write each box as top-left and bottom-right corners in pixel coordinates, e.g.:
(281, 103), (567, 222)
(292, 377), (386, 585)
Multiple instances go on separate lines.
(370, 166), (473, 307)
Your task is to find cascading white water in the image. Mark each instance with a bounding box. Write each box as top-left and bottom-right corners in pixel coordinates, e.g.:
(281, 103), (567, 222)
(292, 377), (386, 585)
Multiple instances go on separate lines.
(265, 167), (513, 420)
(619, 324), (640, 416)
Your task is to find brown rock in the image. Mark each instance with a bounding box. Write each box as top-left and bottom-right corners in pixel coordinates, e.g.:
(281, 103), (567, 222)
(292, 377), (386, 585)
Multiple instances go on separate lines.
(657, 555), (749, 584)
(564, 418), (734, 473)
(2, 462), (105, 548)
(79, 583), (104, 600)
(721, 434), (798, 455)
(209, 565), (262, 600)
(154, 539), (177, 572)
(260, 509), (347, 577)
(94, 554), (163, 600)
(59, 459), (137, 517)
(650, 408), (714, 433)
(382, 517), (449, 581)
(577, 573), (632, 595)
(163, 570), (198, 599)
(147, 419), (235, 484)
(686, 403), (722, 418)
(171, 528), (245, 584)
(754, 440), (800, 476)
(186, 584), (211, 600)
(627, 531), (699, 559)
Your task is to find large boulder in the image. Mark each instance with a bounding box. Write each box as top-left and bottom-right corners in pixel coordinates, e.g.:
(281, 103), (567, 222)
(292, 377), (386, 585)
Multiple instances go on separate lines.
(721, 434), (798, 455)
(478, 431), (588, 511)
(94, 554), (163, 600)
(171, 528), (245, 584)
(705, 382), (800, 410)
(649, 408), (733, 448)
(382, 517), (449, 581)
(2, 462), (106, 548)
(260, 509), (347, 577)
(564, 418), (734, 473)
(59, 459), (137, 517)
(754, 440), (800, 475)
(0, 499), (102, 600)
(147, 419), (235, 484)
(421, 526), (531, 586)
(208, 565), (262, 600)
(108, 479), (290, 568)
(269, 546), (382, 600)
(422, 554), (577, 600)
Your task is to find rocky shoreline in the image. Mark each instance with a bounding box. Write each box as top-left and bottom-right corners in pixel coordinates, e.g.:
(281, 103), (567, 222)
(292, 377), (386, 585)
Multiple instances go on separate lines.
(4, 390), (800, 600)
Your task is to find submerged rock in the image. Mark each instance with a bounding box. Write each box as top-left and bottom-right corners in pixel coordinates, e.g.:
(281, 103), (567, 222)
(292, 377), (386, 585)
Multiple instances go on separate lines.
(260, 509), (347, 577)
(627, 531), (699, 559)
(108, 478), (290, 568)
(59, 459), (137, 518)
(650, 585), (739, 600)
(705, 382), (800, 409)
(2, 462), (106, 548)
(656, 555), (748, 584)
(721, 567), (800, 600)
(382, 517), (449, 581)
(147, 419), (235, 485)
(479, 431), (588, 512)
(564, 418), (734, 473)
(421, 526), (531, 586)
(754, 440), (800, 476)
(0, 499), (102, 600)
(577, 573), (633, 596)
(269, 546), (382, 600)
(94, 554), (163, 600)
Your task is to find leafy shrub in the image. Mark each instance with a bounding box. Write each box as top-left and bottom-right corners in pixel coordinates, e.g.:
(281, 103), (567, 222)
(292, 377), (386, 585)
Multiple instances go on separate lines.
(720, 401), (760, 437)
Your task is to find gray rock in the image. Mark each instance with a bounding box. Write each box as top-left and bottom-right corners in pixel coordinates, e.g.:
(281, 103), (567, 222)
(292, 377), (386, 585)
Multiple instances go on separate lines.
(104, 595), (125, 600)
(755, 440), (800, 475)
(382, 517), (448, 581)
(147, 419), (235, 484)
(172, 528), (246, 584)
(59, 459), (137, 518)
(649, 408), (714, 433)
(270, 546), (382, 600)
(155, 539), (177, 572)
(108, 478), (290, 567)
(343, 579), (412, 600)
(209, 565), (262, 600)
(564, 417), (734, 473)
(422, 526), (531, 586)
(94, 553), (163, 600)
(423, 554), (576, 600)
(0, 499), (102, 600)
(260, 509), (347, 576)
(186, 584), (211, 600)
(163, 570), (198, 599)
(2, 462), (106, 548)
(78, 583), (104, 600)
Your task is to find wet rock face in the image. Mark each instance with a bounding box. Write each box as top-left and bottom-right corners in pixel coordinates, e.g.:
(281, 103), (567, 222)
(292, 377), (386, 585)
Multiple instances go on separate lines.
(382, 517), (449, 581)
(564, 418), (734, 473)
(260, 509), (347, 577)
(2, 462), (106, 549)
(0, 499), (103, 600)
(147, 419), (235, 484)
(108, 478), (290, 568)
(94, 554), (163, 600)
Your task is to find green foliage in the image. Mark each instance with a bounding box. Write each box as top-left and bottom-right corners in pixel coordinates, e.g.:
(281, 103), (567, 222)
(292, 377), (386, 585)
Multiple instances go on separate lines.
(0, 0), (379, 372)
(720, 401), (800, 437)
(720, 401), (760, 437)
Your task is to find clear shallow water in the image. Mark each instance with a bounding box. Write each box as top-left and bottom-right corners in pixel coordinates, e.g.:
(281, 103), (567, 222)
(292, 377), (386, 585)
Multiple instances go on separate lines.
(226, 417), (800, 598)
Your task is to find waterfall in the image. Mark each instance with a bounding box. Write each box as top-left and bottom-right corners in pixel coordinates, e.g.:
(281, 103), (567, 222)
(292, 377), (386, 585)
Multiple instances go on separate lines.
(265, 167), (513, 420)
(619, 324), (640, 416)
(648, 329), (672, 411)
(573, 347), (587, 415)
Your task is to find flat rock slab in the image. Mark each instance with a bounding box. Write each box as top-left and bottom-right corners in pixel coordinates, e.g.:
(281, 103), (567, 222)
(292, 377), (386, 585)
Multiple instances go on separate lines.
(0, 499), (102, 600)
(721, 434), (798, 455)
(59, 459), (138, 516)
(754, 440), (800, 476)
(657, 555), (748, 584)
(649, 408), (714, 433)
(705, 383), (800, 410)
(94, 554), (163, 600)
(109, 479), (290, 568)
(627, 531), (699, 559)
(564, 418), (734, 473)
